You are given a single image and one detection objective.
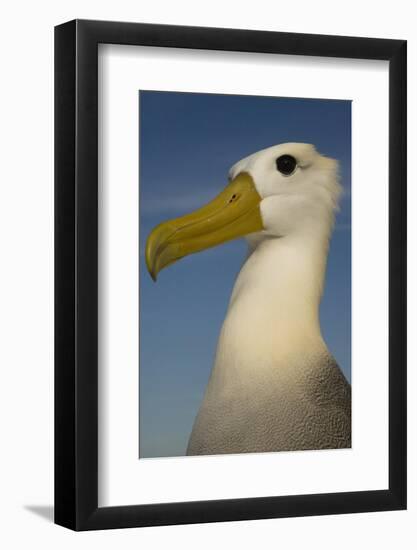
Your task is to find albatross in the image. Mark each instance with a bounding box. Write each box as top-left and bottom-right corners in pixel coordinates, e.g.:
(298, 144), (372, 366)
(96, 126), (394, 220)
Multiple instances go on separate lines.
(146, 143), (351, 455)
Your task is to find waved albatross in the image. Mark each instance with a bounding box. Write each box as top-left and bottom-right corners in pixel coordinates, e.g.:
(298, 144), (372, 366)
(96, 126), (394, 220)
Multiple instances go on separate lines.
(146, 143), (351, 455)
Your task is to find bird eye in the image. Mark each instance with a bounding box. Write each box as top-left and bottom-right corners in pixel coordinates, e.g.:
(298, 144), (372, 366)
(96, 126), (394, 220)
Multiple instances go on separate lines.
(276, 154), (297, 176)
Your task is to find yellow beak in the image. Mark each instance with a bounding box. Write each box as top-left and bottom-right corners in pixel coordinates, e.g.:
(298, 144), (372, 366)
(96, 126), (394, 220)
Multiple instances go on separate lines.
(145, 172), (263, 281)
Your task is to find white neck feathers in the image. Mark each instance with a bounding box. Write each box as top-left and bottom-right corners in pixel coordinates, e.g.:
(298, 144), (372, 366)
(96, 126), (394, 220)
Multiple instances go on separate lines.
(213, 231), (331, 379)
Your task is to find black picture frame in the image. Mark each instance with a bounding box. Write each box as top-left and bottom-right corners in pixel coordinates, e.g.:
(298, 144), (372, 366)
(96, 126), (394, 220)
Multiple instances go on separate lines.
(55, 19), (407, 531)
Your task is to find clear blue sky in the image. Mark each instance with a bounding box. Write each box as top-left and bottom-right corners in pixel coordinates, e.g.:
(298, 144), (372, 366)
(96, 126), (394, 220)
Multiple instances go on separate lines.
(139, 91), (351, 458)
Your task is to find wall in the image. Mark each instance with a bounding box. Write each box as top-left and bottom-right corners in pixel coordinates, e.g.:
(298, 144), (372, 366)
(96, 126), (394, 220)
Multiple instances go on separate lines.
(0, 1), (415, 548)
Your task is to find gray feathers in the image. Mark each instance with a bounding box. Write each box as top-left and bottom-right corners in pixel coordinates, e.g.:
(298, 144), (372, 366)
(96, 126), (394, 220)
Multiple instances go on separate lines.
(186, 353), (351, 456)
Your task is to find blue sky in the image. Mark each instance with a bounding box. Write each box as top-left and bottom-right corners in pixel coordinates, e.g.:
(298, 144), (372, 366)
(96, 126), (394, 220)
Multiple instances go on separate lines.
(139, 91), (351, 458)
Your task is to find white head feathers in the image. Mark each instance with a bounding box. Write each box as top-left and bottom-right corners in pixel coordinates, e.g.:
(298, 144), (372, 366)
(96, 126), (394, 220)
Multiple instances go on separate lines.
(230, 143), (341, 241)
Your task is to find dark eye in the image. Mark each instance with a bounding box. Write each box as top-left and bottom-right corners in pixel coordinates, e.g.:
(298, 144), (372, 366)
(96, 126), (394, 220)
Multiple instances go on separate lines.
(276, 154), (297, 176)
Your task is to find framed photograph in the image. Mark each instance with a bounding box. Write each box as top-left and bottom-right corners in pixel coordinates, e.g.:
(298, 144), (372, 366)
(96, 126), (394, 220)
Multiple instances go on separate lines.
(55, 19), (406, 530)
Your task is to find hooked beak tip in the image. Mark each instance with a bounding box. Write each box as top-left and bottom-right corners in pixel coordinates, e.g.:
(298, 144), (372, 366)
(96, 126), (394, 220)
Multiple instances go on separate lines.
(145, 239), (158, 281)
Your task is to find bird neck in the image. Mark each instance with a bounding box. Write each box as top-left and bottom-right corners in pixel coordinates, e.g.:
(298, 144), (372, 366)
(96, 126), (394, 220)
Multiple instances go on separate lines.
(214, 231), (331, 378)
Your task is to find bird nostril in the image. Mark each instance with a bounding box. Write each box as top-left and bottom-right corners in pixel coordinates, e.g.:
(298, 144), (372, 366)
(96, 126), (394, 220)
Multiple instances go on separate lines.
(229, 194), (238, 204)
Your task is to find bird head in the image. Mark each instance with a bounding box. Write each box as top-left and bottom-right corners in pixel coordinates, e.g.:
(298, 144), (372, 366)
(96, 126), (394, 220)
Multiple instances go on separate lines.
(146, 143), (341, 280)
